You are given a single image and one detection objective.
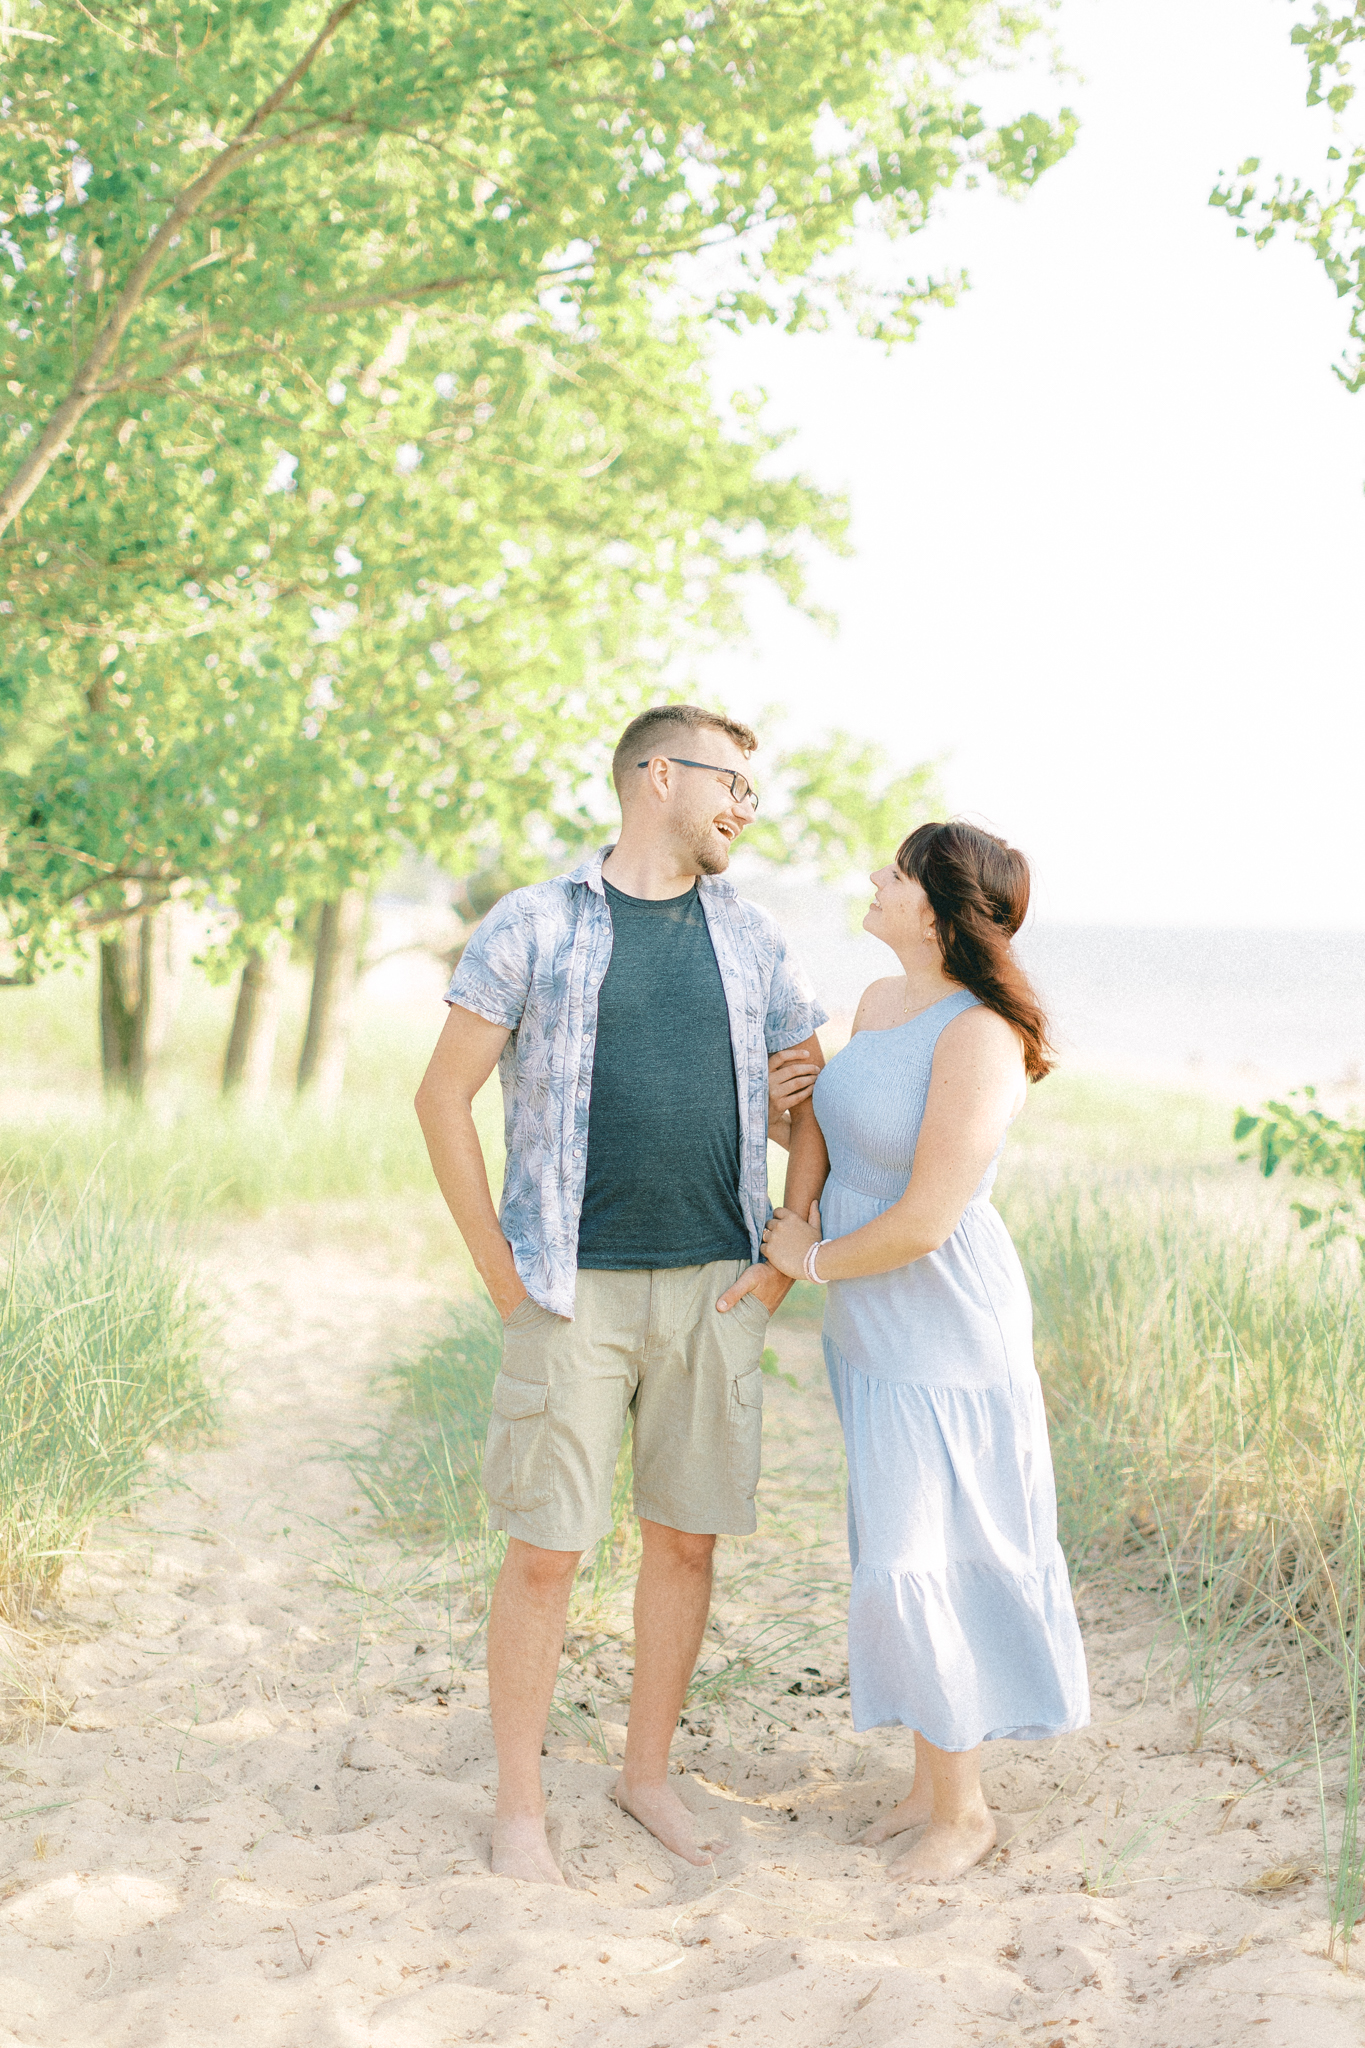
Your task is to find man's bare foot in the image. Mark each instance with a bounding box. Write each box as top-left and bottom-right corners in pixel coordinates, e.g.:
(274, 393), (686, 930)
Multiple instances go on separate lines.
(863, 1783), (933, 1846)
(611, 1774), (728, 1867)
(887, 1806), (997, 1883)
(491, 1813), (567, 1885)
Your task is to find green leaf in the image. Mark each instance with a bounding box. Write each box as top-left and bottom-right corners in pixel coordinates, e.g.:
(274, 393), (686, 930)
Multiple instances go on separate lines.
(760, 1346), (798, 1390)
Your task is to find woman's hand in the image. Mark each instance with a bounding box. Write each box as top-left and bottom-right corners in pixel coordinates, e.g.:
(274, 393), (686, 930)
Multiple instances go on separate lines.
(767, 1044), (821, 1148)
(760, 1201), (823, 1279)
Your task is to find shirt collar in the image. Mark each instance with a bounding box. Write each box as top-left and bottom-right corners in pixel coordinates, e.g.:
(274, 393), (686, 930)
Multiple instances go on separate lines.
(567, 844), (737, 900)
(567, 846), (612, 896)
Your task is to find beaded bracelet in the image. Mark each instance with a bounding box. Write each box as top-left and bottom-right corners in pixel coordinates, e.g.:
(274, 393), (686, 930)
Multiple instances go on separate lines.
(803, 1238), (830, 1284)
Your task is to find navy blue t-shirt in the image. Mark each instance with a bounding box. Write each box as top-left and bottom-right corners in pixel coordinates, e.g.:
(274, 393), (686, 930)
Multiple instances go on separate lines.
(575, 880), (752, 1270)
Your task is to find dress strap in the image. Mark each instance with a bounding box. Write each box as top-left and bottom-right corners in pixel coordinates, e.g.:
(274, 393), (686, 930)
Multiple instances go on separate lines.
(921, 988), (980, 1042)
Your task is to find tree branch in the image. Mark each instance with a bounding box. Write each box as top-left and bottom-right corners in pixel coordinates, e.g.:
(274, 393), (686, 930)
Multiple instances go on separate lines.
(0, 0), (370, 540)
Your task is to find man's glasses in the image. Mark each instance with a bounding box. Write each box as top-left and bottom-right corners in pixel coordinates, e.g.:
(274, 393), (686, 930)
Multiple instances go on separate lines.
(637, 757), (760, 811)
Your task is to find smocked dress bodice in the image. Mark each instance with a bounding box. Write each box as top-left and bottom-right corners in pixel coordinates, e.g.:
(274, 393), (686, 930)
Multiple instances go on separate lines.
(813, 990), (1032, 1392)
(815, 988), (1000, 1205)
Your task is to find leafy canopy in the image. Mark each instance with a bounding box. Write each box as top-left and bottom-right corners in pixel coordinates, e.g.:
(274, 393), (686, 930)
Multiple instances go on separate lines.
(0, 0), (1072, 978)
(1, 0), (1076, 536)
(1211, 3), (1365, 391)
(1, 293), (843, 974)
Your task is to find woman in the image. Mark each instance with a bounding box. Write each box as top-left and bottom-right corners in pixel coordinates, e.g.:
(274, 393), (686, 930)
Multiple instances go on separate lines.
(762, 820), (1089, 1883)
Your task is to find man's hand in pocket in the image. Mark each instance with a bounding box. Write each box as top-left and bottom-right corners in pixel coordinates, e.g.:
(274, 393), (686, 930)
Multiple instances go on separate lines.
(716, 1261), (789, 1316)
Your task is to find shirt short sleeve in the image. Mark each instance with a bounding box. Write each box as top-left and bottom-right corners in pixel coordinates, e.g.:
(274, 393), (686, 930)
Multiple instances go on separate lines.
(761, 916), (829, 1053)
(445, 891), (533, 1030)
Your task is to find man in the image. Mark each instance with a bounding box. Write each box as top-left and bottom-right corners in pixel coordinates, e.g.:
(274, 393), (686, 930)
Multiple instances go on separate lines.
(414, 704), (827, 1884)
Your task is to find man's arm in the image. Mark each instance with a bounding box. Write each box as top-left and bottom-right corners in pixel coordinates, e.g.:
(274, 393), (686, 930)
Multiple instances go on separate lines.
(415, 1003), (527, 1319)
(781, 1076), (830, 1232)
(717, 1030), (827, 1315)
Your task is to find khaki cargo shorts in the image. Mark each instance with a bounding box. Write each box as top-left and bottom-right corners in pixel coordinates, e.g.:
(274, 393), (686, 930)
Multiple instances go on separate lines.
(482, 1259), (771, 1551)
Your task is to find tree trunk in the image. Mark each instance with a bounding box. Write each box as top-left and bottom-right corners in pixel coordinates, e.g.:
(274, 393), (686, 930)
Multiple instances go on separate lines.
(295, 890), (367, 1106)
(99, 910), (165, 1098)
(142, 902), (187, 1059)
(221, 938), (287, 1101)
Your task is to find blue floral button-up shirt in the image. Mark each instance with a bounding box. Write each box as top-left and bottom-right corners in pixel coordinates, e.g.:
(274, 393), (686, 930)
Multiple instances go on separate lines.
(446, 845), (827, 1317)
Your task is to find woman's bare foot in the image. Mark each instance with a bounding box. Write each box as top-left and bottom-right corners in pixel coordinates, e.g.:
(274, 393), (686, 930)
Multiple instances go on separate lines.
(611, 1774), (728, 1866)
(491, 1813), (567, 1885)
(887, 1806), (997, 1883)
(863, 1783), (933, 1845)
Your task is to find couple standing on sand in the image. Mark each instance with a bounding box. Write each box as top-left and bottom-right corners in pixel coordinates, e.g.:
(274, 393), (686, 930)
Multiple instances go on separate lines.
(415, 703), (1089, 1888)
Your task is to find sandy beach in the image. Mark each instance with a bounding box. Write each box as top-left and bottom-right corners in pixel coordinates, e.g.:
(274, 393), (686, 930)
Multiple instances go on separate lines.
(2, 1205), (1363, 2048)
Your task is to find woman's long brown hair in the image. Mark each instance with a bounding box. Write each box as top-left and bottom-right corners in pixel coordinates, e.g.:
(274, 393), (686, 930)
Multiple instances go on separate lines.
(896, 821), (1055, 1082)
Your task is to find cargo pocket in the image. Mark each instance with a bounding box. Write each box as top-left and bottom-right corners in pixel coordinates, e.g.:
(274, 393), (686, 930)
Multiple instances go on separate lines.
(481, 1374), (552, 1512)
(727, 1368), (765, 1500)
(501, 1294), (545, 1332)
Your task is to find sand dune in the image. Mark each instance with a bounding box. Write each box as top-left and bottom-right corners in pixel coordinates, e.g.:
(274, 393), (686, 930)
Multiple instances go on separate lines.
(2, 1208), (1363, 2047)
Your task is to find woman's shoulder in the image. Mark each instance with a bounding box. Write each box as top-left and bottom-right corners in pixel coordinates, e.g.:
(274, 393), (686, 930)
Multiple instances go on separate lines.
(850, 976), (905, 1034)
(934, 998), (1026, 1065)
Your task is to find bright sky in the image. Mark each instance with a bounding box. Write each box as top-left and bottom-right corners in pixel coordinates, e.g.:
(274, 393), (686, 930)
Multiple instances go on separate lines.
(698, 0), (1365, 928)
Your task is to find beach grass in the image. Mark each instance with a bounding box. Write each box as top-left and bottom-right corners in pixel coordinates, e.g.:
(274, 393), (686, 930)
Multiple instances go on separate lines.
(1006, 1068), (1238, 1170)
(1006, 1168), (1365, 1961)
(1007, 1173), (1364, 1656)
(344, 1298), (641, 1638)
(0, 1185), (215, 1622)
(0, 1097), (437, 1214)
(11, 957), (1365, 1941)
(2, 949), (1228, 1216)
(358, 1118), (1365, 1954)
(0, 956), (498, 1215)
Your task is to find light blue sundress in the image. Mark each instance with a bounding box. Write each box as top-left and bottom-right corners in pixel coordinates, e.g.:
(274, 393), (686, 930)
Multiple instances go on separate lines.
(813, 988), (1089, 1751)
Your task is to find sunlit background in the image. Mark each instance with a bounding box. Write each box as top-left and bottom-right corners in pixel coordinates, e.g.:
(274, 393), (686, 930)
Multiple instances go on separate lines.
(5, 0), (1362, 1101)
(700, 0), (1365, 938)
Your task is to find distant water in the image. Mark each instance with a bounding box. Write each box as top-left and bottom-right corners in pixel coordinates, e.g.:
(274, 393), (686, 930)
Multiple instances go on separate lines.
(734, 867), (1365, 1097)
(1018, 926), (1365, 1094)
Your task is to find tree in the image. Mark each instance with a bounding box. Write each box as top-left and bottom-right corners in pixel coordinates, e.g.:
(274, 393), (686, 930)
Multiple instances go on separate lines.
(2, 291), (849, 1097)
(294, 887), (366, 1098)
(1, 295), (843, 990)
(1, 0), (1075, 1092)
(220, 932), (287, 1100)
(1, 0), (1075, 609)
(1211, 4), (1365, 391)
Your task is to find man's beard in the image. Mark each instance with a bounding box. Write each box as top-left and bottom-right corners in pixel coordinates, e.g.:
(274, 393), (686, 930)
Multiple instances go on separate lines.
(687, 816), (732, 875)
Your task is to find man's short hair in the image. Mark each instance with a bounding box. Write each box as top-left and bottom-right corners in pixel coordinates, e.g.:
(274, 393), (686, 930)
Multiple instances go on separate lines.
(612, 704), (759, 802)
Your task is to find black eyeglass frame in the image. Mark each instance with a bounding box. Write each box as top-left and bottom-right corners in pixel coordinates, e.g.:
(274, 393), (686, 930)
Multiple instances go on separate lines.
(636, 756), (760, 812)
